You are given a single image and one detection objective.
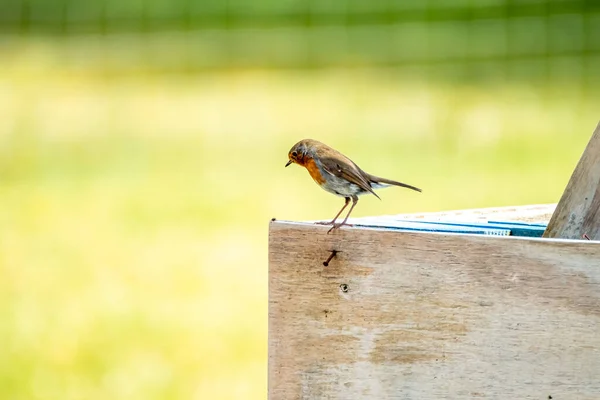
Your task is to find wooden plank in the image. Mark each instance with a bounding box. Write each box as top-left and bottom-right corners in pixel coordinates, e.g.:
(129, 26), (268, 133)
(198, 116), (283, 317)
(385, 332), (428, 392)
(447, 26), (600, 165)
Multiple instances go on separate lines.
(269, 221), (600, 400)
(544, 121), (600, 240)
(377, 204), (556, 224)
(338, 218), (513, 236)
(309, 205), (555, 237)
(345, 218), (546, 237)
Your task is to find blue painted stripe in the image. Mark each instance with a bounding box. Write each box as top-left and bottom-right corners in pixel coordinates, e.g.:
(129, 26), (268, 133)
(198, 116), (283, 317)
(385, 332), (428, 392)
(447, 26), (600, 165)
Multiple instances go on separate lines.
(344, 218), (548, 237)
(488, 220), (547, 227)
(400, 220), (547, 238)
(350, 220), (511, 236)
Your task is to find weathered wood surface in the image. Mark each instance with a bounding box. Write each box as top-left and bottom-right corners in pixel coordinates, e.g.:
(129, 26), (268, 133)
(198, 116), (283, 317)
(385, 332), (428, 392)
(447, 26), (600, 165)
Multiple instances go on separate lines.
(269, 221), (600, 400)
(389, 204), (555, 224)
(545, 121), (600, 240)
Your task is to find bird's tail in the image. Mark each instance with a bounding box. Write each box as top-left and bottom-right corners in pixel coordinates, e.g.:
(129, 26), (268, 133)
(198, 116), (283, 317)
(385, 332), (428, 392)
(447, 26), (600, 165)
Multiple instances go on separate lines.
(368, 175), (422, 193)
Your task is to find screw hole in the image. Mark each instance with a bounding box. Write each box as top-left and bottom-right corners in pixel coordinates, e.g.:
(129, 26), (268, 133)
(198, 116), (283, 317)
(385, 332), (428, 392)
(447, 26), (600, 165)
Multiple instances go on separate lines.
(340, 283), (349, 292)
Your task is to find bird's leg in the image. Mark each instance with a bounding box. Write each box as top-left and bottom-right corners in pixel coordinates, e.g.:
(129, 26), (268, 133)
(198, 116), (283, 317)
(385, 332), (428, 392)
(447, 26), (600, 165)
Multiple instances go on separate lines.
(315, 197), (350, 226)
(327, 196), (358, 234)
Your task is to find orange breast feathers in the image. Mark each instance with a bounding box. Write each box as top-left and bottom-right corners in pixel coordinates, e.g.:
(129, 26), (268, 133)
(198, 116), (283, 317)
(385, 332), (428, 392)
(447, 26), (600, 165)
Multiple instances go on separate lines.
(303, 157), (326, 185)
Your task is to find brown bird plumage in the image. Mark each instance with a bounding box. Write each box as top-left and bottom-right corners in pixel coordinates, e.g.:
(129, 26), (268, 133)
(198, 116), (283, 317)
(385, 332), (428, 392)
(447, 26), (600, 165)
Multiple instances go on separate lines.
(285, 139), (422, 233)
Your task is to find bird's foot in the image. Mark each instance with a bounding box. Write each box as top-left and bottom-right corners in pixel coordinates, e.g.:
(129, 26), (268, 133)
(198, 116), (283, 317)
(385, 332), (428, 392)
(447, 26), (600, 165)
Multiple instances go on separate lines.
(326, 222), (353, 234)
(315, 220), (335, 226)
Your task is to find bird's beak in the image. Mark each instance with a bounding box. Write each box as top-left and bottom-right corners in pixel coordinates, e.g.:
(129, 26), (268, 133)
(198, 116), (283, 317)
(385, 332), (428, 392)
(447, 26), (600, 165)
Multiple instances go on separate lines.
(285, 160), (293, 167)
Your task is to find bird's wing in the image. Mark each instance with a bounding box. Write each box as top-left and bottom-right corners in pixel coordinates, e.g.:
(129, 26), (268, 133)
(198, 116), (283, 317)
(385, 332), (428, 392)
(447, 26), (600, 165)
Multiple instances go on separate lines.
(319, 156), (380, 199)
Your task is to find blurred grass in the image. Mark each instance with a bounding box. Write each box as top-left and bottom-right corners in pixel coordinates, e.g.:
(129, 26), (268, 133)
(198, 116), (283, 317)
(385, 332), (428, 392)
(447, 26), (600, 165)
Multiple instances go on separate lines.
(0, 38), (598, 400)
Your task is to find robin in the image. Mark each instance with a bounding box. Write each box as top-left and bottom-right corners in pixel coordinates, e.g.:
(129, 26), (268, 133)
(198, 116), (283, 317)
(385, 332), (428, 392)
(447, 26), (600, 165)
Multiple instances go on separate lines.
(285, 139), (422, 233)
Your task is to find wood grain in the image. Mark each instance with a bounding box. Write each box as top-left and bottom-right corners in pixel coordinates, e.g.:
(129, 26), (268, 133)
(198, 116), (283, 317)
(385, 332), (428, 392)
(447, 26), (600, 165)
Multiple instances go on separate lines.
(269, 221), (600, 400)
(392, 204), (555, 224)
(544, 121), (600, 240)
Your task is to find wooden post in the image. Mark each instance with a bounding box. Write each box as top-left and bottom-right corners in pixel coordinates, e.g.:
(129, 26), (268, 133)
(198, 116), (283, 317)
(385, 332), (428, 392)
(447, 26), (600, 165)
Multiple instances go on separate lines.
(269, 221), (600, 400)
(544, 121), (600, 240)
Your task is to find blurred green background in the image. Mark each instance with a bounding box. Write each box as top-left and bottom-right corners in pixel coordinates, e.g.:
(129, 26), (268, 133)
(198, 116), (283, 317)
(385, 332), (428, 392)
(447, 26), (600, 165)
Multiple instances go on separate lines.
(1, 0), (599, 399)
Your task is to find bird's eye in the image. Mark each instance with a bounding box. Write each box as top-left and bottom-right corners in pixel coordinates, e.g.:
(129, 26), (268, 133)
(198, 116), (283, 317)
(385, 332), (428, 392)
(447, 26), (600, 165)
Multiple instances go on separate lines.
(291, 151), (298, 158)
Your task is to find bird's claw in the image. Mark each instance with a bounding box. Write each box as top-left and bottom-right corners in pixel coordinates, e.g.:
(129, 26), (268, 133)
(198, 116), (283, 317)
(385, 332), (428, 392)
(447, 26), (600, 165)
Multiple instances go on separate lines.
(315, 220), (335, 226)
(326, 223), (353, 234)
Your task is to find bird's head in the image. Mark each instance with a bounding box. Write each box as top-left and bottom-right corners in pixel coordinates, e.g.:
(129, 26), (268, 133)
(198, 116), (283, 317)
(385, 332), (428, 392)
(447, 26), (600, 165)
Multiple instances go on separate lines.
(285, 139), (315, 167)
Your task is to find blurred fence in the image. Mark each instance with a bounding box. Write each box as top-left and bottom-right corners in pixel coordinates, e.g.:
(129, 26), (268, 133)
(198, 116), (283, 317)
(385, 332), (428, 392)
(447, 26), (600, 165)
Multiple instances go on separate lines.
(1, 0), (599, 81)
